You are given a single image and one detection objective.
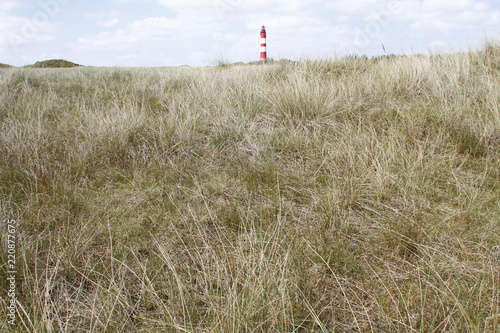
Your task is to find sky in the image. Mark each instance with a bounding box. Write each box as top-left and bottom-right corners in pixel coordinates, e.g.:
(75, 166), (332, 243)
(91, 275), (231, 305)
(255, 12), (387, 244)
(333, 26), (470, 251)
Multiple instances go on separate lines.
(0, 0), (499, 67)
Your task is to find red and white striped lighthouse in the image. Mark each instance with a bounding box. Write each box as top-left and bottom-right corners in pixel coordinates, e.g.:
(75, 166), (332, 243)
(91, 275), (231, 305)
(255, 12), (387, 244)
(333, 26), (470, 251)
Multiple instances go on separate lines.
(260, 25), (267, 61)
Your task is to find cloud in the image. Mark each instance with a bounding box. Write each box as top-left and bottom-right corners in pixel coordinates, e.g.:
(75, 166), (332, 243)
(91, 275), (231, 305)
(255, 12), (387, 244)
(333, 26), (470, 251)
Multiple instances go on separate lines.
(71, 14), (220, 66)
(0, 0), (70, 50)
(0, 16), (58, 49)
(419, 0), (485, 12)
(156, 0), (217, 16)
(393, 0), (499, 37)
(0, 1), (18, 14)
(325, 0), (399, 15)
(426, 40), (447, 50)
(319, 0), (499, 54)
(98, 18), (119, 28)
(83, 11), (121, 20)
(155, 0), (327, 23)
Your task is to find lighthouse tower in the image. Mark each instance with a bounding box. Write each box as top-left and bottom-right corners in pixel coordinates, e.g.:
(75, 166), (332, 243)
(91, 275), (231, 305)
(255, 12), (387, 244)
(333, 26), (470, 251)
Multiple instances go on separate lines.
(260, 25), (267, 61)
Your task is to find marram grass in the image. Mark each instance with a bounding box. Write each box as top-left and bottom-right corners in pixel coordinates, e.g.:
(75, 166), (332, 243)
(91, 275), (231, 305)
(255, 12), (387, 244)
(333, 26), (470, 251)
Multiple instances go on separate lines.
(1, 43), (500, 332)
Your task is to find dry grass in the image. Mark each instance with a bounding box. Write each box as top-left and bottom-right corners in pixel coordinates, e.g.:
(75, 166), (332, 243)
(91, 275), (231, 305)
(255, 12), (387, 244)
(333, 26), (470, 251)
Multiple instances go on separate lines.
(1, 41), (500, 332)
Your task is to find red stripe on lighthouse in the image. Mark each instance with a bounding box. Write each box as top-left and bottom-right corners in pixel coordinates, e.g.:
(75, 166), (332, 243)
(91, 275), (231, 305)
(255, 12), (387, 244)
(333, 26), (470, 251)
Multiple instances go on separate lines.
(260, 25), (266, 61)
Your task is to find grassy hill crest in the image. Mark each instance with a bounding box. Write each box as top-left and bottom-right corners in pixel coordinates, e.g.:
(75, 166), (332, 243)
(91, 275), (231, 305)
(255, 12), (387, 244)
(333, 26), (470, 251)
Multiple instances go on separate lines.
(25, 59), (82, 68)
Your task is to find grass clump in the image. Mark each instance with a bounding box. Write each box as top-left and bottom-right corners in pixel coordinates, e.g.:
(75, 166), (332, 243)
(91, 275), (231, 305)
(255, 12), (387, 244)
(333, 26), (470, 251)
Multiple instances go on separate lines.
(1, 41), (500, 332)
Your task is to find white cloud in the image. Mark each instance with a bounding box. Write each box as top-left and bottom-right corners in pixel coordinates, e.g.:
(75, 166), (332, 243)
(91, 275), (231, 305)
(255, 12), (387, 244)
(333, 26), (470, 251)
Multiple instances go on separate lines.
(322, 0), (499, 45)
(325, 0), (394, 15)
(0, 1), (18, 14)
(83, 11), (121, 20)
(0, 0), (67, 50)
(156, 0), (326, 22)
(396, 0), (499, 37)
(427, 40), (447, 50)
(0, 16), (58, 49)
(156, 0), (216, 16)
(419, 0), (483, 12)
(233, 0), (322, 12)
(98, 18), (119, 28)
(71, 14), (220, 66)
(397, 0), (492, 20)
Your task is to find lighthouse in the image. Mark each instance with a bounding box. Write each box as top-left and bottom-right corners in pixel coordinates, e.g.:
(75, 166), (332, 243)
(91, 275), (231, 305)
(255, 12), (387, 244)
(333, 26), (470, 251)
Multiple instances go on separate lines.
(260, 25), (266, 61)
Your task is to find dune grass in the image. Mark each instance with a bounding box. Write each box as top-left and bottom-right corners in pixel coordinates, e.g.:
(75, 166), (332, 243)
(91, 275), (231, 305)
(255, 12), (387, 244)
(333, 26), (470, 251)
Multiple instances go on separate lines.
(24, 59), (82, 68)
(1, 42), (500, 332)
